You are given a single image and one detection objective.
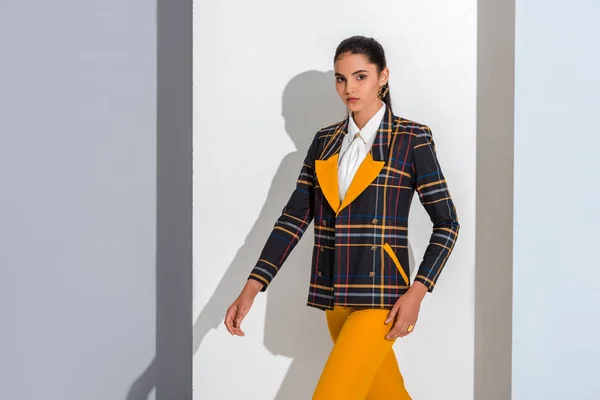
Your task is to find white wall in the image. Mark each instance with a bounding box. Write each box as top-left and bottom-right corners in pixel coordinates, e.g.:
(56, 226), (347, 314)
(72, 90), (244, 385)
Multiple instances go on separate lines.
(193, 1), (476, 399)
(512, 1), (600, 399)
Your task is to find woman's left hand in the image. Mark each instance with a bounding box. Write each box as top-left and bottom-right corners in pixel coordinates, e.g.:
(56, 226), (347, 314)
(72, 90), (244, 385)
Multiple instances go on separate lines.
(384, 282), (428, 340)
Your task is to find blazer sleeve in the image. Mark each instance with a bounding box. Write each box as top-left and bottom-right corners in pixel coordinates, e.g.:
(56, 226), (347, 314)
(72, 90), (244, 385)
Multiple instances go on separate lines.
(411, 125), (460, 292)
(247, 133), (319, 291)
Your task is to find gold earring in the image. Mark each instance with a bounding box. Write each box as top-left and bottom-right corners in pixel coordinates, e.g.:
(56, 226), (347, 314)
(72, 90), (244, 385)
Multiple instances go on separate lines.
(378, 84), (389, 98)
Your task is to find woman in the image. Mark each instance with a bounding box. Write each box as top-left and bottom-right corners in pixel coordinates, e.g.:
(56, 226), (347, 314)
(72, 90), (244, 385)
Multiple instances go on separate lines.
(224, 35), (459, 399)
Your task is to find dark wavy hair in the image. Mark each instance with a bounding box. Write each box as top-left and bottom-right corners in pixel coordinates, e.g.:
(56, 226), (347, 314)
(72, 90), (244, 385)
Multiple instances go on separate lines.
(334, 35), (392, 113)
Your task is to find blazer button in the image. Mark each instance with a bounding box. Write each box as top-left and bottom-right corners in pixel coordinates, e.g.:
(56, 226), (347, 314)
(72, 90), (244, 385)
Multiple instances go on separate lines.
(317, 271), (323, 277)
(320, 246), (325, 252)
(371, 218), (378, 224)
(369, 271), (375, 277)
(370, 245), (377, 251)
(321, 220), (327, 226)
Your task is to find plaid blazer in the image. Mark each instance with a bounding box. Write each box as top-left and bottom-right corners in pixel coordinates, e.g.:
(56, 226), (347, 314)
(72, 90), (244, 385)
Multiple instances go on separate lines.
(248, 105), (460, 311)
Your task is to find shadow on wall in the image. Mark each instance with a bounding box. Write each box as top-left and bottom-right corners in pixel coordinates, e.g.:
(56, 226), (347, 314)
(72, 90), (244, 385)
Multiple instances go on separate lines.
(124, 70), (347, 400)
(193, 70), (347, 399)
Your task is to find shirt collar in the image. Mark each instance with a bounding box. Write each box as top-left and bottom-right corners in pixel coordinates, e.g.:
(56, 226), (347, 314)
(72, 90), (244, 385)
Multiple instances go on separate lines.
(347, 101), (387, 144)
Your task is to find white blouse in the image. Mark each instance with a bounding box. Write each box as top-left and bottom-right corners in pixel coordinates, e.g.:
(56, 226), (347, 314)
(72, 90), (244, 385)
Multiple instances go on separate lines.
(338, 101), (386, 201)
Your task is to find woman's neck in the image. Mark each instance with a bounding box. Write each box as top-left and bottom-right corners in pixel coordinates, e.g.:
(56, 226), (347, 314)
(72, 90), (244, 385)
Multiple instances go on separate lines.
(352, 100), (385, 129)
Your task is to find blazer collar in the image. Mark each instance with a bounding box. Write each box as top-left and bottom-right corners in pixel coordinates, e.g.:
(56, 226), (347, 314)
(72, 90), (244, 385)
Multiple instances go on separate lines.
(319, 103), (393, 163)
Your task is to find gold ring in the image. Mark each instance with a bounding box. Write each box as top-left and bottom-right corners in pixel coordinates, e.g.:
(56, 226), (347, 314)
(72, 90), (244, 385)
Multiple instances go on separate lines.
(407, 324), (414, 333)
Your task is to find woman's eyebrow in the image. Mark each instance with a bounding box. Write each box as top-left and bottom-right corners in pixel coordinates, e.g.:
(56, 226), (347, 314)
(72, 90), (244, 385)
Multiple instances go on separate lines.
(334, 69), (369, 77)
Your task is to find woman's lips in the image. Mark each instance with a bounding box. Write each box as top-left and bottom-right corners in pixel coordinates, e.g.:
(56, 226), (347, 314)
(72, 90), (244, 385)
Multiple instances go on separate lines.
(347, 98), (359, 103)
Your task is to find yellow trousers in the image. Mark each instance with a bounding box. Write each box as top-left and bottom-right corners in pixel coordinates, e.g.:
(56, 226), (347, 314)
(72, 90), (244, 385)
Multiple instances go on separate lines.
(312, 306), (412, 400)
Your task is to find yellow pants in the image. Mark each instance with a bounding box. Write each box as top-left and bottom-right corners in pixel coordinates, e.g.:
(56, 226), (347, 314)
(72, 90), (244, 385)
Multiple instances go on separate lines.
(312, 306), (412, 400)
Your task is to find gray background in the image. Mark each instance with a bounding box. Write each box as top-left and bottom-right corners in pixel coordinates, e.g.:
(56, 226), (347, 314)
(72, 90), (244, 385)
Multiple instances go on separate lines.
(475, 0), (514, 399)
(0, 0), (192, 399)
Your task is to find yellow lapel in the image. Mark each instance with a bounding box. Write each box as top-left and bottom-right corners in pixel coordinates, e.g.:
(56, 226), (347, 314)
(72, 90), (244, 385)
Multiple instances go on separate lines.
(315, 153), (341, 213)
(337, 153), (384, 215)
(315, 146), (385, 215)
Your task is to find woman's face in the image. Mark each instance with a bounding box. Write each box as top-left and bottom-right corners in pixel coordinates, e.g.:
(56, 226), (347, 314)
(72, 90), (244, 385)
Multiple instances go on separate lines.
(334, 52), (388, 114)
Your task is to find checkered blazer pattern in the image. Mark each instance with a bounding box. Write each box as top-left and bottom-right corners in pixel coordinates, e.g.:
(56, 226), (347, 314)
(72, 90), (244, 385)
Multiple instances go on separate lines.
(248, 105), (460, 311)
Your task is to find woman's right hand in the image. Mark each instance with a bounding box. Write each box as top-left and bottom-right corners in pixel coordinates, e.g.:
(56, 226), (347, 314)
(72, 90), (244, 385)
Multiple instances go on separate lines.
(224, 279), (263, 336)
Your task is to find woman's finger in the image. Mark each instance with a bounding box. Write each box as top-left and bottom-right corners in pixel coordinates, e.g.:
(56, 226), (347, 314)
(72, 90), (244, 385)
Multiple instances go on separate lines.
(234, 303), (251, 336)
(234, 312), (245, 336)
(224, 305), (237, 335)
(386, 317), (405, 340)
(397, 321), (411, 338)
(385, 303), (400, 325)
(402, 322), (416, 337)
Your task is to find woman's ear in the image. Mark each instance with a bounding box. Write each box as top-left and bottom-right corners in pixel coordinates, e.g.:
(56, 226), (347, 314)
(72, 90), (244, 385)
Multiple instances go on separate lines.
(380, 67), (390, 86)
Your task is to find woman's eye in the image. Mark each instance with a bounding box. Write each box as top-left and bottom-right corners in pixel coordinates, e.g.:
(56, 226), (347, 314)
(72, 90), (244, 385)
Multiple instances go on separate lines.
(336, 77), (345, 83)
(357, 75), (366, 80)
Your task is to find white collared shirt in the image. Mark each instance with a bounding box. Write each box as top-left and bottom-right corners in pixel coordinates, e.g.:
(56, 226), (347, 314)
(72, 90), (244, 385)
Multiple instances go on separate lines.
(338, 101), (386, 201)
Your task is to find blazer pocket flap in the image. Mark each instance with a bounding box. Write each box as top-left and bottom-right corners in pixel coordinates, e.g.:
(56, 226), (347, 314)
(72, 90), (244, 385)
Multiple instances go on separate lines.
(383, 242), (410, 285)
